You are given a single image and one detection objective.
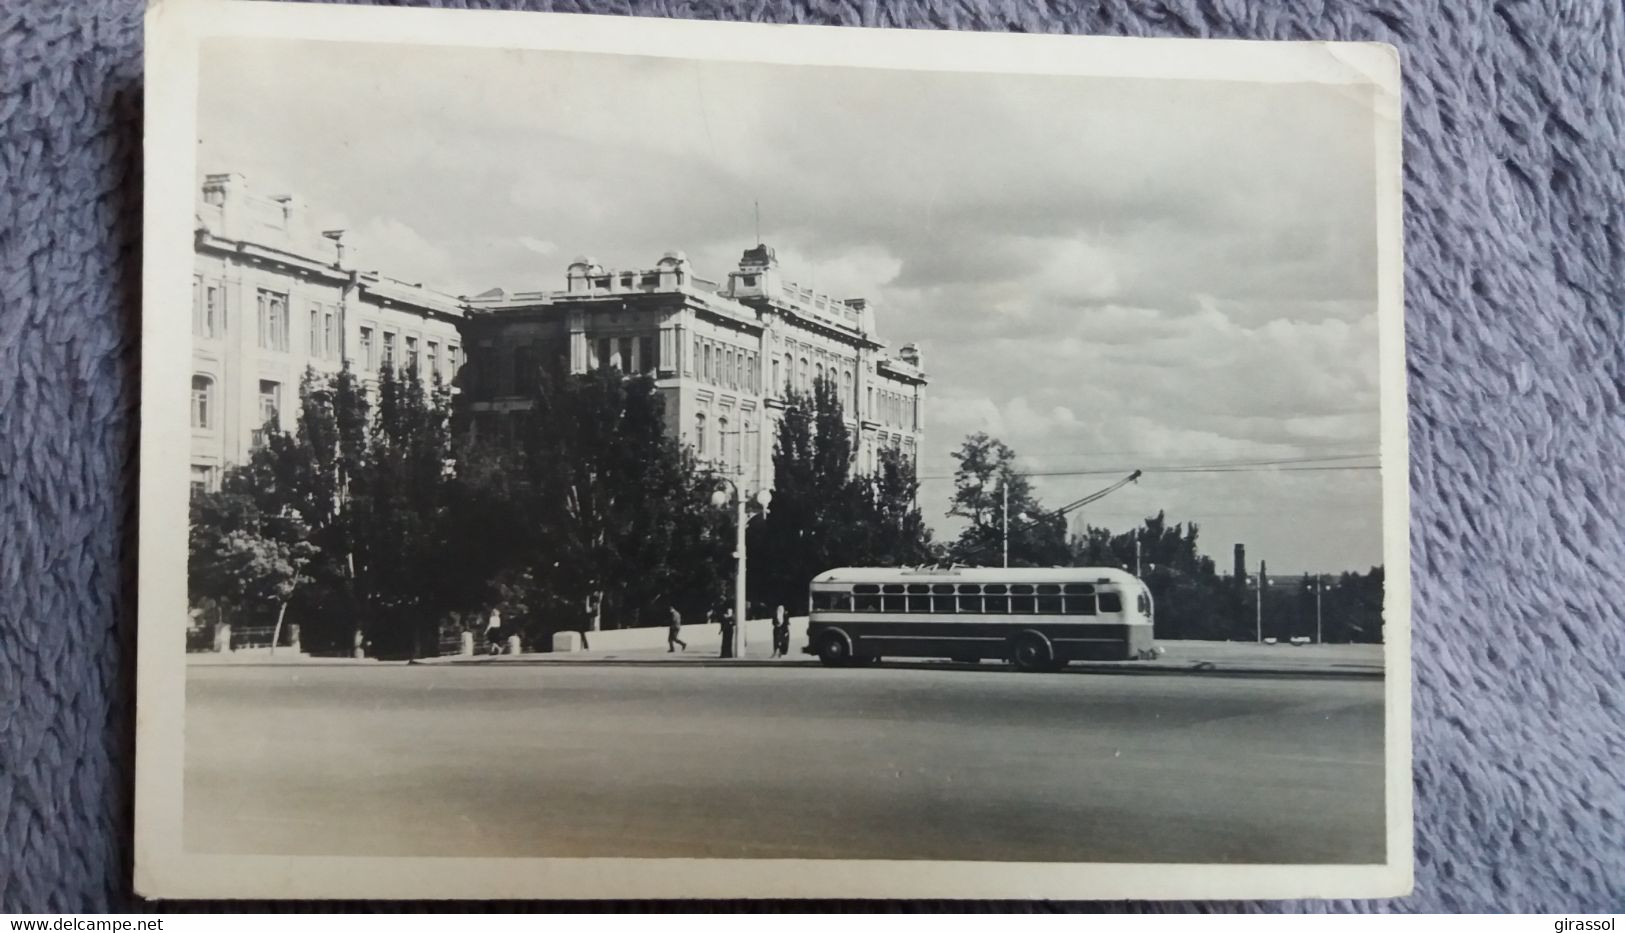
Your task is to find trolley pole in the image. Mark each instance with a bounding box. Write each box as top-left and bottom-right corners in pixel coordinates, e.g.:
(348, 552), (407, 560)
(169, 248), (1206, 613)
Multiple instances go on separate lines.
(1001, 480), (1009, 569)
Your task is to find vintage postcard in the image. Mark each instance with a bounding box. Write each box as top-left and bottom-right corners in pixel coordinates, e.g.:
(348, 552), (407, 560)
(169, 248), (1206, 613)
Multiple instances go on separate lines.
(136, 0), (1410, 900)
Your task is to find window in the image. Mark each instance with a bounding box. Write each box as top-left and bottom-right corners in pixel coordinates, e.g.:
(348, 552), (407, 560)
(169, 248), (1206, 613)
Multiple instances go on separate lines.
(309, 305), (322, 356)
(405, 336), (419, 375)
(620, 274), (634, 288)
(843, 369), (853, 405)
(695, 413), (707, 456)
(618, 339), (632, 373)
(1011, 583), (1036, 614)
(381, 332), (396, 371)
(703, 344), (713, 382)
(982, 583), (1009, 614)
(324, 310), (337, 359)
(853, 590), (880, 612)
(799, 357), (809, 391)
(190, 375), (213, 430)
(598, 338), (612, 370)
(360, 327), (375, 370)
(1037, 584), (1063, 614)
(639, 336), (656, 374)
(191, 276), (203, 337)
(907, 584), (931, 613)
(254, 380), (281, 447)
(205, 285), (220, 339)
(641, 273), (659, 288)
(781, 353), (792, 393)
(427, 342), (439, 382)
(717, 416), (730, 467)
(932, 583), (958, 613)
(447, 344), (459, 379)
(189, 465), (212, 499)
(1099, 592), (1124, 614)
(256, 290), (288, 351)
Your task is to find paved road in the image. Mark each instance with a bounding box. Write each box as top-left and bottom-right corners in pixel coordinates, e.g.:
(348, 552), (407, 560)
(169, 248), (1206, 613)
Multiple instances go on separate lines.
(185, 663), (1386, 863)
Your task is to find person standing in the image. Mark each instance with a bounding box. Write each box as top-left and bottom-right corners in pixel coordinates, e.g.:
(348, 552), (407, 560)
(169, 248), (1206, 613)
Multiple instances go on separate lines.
(772, 604), (790, 658)
(667, 602), (687, 653)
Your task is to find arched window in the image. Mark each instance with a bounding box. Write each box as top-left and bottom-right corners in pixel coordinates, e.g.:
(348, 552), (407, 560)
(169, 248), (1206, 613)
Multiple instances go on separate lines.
(799, 356), (810, 392)
(695, 412), (707, 456)
(190, 375), (213, 430)
(717, 416), (730, 467)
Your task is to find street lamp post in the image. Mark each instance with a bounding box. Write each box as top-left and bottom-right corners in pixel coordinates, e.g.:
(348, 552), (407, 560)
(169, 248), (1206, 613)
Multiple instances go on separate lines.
(1255, 569), (1264, 643)
(711, 470), (771, 659)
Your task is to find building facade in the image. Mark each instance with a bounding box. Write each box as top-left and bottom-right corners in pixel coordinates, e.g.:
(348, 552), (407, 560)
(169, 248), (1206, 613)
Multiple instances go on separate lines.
(189, 173), (466, 495)
(461, 244), (926, 493)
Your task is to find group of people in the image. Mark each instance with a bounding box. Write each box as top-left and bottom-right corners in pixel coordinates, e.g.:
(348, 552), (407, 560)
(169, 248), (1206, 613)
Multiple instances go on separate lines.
(667, 602), (795, 658)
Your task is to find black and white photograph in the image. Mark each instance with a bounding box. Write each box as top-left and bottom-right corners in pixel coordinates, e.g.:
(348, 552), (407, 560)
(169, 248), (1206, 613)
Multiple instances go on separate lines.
(136, 1), (1409, 901)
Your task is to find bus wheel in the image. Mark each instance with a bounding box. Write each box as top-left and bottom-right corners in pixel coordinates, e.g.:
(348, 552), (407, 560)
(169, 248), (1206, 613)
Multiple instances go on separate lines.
(1010, 631), (1054, 673)
(814, 629), (854, 667)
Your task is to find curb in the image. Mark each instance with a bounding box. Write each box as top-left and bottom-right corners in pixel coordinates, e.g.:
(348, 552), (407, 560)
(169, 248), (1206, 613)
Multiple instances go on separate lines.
(424, 654), (1385, 680)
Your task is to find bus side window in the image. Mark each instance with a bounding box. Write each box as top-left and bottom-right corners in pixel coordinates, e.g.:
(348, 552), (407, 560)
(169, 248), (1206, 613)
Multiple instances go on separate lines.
(1036, 584), (1063, 614)
(933, 584), (957, 613)
(1098, 591), (1123, 614)
(883, 594), (906, 612)
(1063, 583), (1096, 615)
(983, 583), (1009, 614)
(957, 583), (981, 613)
(1011, 584), (1035, 613)
(853, 584), (880, 612)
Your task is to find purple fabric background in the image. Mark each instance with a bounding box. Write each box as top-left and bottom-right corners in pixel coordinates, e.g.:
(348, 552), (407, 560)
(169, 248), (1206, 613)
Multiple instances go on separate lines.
(2, 0), (1621, 913)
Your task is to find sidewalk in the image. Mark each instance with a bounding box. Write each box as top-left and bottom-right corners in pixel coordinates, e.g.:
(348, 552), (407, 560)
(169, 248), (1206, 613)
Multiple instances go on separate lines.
(433, 638), (1386, 678)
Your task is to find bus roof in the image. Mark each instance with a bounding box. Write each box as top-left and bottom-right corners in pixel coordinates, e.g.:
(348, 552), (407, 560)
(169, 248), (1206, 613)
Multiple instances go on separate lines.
(810, 566), (1145, 587)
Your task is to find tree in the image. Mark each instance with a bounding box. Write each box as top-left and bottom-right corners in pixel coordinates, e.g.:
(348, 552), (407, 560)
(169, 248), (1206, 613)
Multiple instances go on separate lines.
(860, 445), (936, 567)
(188, 485), (316, 646)
(946, 432), (1069, 567)
(749, 374), (880, 611)
(519, 367), (729, 634)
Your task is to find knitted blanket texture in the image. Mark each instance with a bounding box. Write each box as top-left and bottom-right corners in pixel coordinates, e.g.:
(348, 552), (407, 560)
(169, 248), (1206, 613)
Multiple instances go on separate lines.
(1, 0), (1621, 914)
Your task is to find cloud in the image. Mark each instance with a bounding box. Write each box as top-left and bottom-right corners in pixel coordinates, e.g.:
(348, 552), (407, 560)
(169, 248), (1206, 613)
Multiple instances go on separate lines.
(518, 236), (557, 256)
(196, 37), (1387, 570)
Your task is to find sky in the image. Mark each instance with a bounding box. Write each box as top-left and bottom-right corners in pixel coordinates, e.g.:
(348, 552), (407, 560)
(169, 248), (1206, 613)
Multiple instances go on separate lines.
(197, 37), (1388, 574)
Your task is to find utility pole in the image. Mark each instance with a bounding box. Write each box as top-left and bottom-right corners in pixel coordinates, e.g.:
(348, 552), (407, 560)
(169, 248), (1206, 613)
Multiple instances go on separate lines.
(1001, 480), (1009, 569)
(1316, 576), (1324, 645)
(1134, 528), (1142, 578)
(1255, 564), (1264, 643)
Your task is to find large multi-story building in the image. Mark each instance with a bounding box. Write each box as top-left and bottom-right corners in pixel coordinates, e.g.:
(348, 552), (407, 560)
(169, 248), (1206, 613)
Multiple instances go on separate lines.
(188, 172), (926, 497)
(460, 244), (927, 493)
(189, 173), (466, 495)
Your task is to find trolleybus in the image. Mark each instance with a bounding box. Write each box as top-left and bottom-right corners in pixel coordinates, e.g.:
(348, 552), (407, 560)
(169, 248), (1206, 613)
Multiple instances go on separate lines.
(804, 566), (1157, 671)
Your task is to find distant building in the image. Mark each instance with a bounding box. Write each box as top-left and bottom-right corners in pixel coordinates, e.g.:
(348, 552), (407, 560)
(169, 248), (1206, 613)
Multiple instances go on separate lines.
(189, 173), (466, 495)
(461, 244), (927, 493)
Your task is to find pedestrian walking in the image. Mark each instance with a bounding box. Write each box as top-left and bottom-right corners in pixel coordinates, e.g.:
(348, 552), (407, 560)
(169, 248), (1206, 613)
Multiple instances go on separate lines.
(772, 604), (790, 658)
(667, 603), (687, 653)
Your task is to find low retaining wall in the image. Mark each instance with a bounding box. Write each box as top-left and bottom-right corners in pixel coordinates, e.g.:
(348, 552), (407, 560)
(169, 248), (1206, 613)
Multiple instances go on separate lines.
(552, 617), (809, 654)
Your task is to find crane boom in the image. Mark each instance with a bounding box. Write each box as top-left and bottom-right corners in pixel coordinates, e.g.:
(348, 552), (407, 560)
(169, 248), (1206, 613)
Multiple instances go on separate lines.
(1054, 469), (1142, 517)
